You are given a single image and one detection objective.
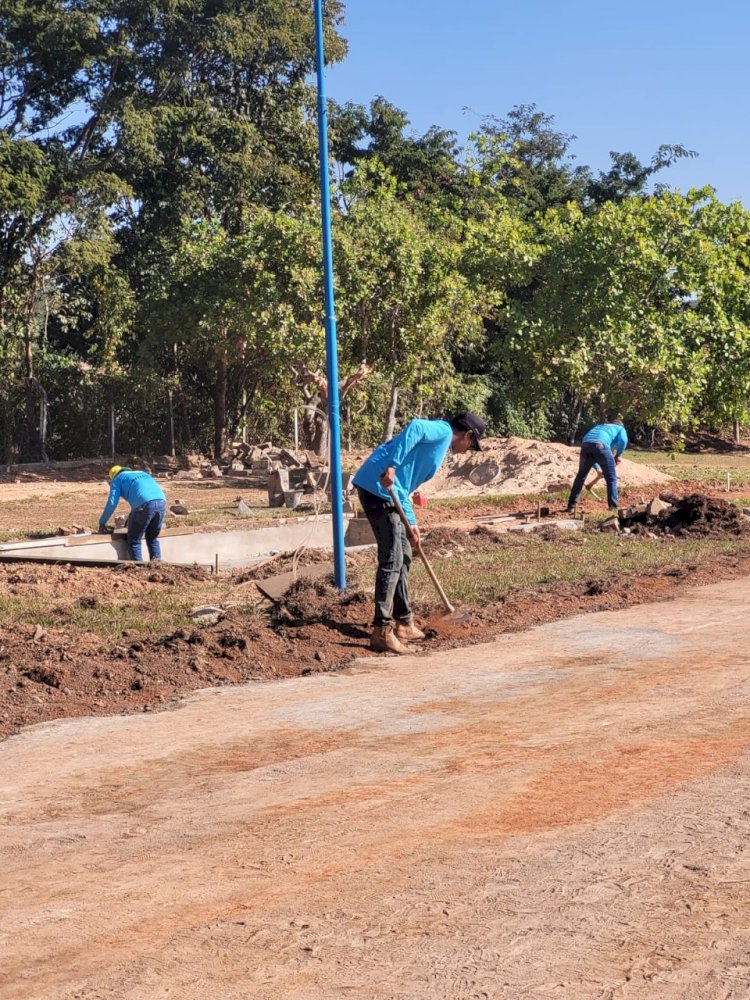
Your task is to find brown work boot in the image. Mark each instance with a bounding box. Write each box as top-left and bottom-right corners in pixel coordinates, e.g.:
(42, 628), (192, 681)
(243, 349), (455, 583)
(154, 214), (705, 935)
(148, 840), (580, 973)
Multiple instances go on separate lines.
(394, 622), (426, 642)
(370, 626), (408, 655)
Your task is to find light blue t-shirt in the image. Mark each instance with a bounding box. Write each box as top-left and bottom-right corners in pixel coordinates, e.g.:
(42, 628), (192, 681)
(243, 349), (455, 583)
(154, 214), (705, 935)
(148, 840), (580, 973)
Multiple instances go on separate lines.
(353, 419), (453, 525)
(583, 423), (629, 471)
(99, 470), (166, 526)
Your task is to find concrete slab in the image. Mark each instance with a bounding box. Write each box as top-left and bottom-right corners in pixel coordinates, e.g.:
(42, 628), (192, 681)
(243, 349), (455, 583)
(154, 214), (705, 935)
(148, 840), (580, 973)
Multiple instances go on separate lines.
(2, 577), (750, 998)
(0, 514), (374, 569)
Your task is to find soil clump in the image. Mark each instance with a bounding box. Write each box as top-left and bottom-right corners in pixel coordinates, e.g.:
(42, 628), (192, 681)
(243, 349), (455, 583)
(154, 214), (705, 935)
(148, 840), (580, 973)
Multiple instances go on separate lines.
(274, 577), (369, 626)
(621, 493), (749, 538)
(660, 493), (748, 536)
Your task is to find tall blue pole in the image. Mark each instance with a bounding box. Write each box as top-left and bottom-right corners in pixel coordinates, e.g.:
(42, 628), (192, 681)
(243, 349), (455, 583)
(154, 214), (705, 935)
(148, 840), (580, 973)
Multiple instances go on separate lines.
(313, 0), (347, 590)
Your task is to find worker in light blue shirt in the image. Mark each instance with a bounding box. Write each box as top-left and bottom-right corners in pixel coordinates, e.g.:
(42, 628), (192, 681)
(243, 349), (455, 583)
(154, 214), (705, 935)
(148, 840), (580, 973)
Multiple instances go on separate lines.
(354, 413), (486, 654)
(99, 466), (167, 562)
(567, 420), (629, 512)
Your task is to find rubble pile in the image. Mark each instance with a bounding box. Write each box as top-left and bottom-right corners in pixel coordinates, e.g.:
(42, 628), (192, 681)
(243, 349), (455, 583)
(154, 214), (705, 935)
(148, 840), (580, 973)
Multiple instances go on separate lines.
(166, 442), (354, 510)
(171, 442), (326, 482)
(171, 443), (324, 480)
(225, 441), (327, 478)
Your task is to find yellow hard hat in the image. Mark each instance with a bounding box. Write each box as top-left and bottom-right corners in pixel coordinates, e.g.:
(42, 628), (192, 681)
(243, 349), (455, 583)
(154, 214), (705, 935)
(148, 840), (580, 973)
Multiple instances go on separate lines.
(108, 465), (124, 481)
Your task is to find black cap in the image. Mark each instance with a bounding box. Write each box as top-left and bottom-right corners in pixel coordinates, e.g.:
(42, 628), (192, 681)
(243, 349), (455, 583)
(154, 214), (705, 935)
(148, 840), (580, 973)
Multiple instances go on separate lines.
(452, 412), (486, 451)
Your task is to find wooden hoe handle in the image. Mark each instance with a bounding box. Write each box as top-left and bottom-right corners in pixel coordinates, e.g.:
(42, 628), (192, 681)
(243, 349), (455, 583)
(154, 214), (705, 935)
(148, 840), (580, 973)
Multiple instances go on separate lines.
(386, 487), (455, 615)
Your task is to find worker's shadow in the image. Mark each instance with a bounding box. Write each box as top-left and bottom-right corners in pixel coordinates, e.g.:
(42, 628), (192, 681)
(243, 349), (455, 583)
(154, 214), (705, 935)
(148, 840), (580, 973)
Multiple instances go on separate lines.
(318, 619), (370, 644)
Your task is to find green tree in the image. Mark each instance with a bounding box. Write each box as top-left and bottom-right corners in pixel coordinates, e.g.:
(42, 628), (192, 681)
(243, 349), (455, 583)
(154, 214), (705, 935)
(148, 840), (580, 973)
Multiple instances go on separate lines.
(144, 209), (324, 459)
(330, 96), (461, 204)
(0, 0), (346, 457)
(468, 104), (696, 218)
(502, 190), (750, 438)
(335, 166), (483, 440)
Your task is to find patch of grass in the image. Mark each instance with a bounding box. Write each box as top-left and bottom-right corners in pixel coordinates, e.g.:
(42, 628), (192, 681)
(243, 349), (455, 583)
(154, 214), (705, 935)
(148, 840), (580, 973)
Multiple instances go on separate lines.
(0, 503), (314, 542)
(628, 449), (750, 487)
(0, 574), (260, 641)
(429, 491), (558, 512)
(0, 490), (93, 510)
(0, 528), (68, 543)
(0, 593), (194, 639)
(408, 532), (750, 605)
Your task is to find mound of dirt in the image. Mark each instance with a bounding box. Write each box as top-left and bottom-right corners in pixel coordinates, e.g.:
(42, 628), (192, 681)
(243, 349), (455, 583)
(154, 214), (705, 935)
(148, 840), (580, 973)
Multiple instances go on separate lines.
(617, 493), (749, 538)
(653, 494), (747, 538)
(428, 436), (671, 498)
(274, 577), (369, 626)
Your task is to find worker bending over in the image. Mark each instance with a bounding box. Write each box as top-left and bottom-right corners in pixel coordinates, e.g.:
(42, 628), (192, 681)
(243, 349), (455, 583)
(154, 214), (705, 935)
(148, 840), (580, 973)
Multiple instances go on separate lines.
(567, 419), (628, 513)
(354, 413), (486, 655)
(99, 466), (167, 562)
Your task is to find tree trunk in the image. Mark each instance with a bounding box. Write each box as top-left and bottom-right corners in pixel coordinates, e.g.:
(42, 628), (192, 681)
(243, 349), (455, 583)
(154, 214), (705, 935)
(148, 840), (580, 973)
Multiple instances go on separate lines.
(2, 387), (12, 468)
(22, 379), (47, 463)
(297, 363), (370, 459)
(301, 393), (329, 458)
(567, 395), (583, 445)
(180, 393), (192, 447)
(168, 390), (176, 457)
(213, 358), (228, 460)
(39, 385), (48, 462)
(227, 383), (254, 446)
(311, 417), (328, 458)
(383, 382), (399, 441)
(109, 403), (116, 460)
(734, 418), (741, 445)
(19, 266), (49, 462)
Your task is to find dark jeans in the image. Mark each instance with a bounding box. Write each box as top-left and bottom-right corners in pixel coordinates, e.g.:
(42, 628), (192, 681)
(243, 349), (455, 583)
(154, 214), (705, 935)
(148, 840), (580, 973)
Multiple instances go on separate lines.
(568, 441), (619, 509)
(127, 499), (166, 561)
(357, 488), (413, 628)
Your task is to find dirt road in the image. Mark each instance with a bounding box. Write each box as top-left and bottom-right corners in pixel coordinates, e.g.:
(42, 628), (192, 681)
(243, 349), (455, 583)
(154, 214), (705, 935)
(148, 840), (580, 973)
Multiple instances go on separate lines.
(2, 579), (750, 999)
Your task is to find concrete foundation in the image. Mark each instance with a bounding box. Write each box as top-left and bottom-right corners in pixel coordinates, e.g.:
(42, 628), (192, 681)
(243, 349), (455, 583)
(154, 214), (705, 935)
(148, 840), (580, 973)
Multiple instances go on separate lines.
(0, 514), (375, 570)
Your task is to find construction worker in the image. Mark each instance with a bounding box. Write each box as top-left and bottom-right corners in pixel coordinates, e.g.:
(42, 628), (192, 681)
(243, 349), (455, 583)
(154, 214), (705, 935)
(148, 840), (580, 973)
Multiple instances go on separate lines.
(354, 412), (486, 655)
(567, 419), (628, 513)
(99, 466), (167, 562)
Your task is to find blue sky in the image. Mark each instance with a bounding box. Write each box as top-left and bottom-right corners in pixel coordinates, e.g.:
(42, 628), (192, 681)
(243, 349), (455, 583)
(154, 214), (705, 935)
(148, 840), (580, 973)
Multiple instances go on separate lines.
(327, 0), (748, 205)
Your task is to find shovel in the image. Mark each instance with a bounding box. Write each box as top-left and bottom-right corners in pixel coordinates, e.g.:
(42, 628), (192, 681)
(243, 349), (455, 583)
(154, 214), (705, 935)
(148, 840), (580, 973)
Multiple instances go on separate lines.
(387, 487), (463, 619)
(585, 470), (605, 501)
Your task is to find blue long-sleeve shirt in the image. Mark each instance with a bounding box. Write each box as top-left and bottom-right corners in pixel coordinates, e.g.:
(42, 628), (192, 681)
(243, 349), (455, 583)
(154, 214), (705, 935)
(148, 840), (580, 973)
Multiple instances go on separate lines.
(353, 419), (453, 525)
(584, 423), (629, 471)
(99, 470), (166, 526)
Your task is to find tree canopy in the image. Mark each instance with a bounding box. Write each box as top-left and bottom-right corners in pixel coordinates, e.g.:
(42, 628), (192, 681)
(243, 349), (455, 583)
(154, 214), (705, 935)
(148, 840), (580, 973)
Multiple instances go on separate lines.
(1, 1), (748, 461)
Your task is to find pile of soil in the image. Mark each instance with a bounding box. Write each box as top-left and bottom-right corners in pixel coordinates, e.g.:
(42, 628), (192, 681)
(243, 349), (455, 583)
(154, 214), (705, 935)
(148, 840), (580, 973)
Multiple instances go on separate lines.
(428, 436), (671, 498)
(629, 494), (750, 538)
(274, 577), (369, 625)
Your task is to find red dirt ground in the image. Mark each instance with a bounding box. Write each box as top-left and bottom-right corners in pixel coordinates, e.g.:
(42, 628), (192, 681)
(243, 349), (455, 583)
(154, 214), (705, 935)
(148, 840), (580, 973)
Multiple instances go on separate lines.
(3, 461), (750, 742)
(4, 577), (750, 999)
(3, 526), (750, 741)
